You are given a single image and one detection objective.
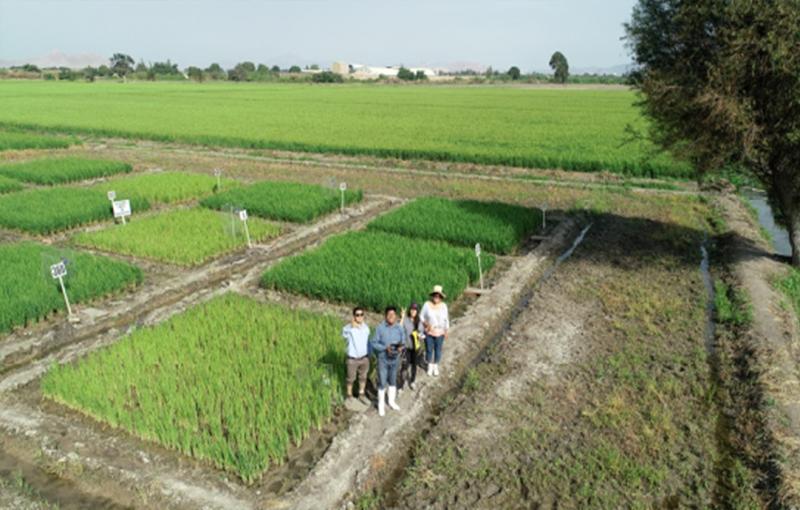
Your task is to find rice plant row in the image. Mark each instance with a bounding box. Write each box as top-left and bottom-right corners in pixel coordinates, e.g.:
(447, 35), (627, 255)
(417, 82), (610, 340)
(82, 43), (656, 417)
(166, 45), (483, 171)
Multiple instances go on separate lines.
(74, 208), (282, 266)
(0, 242), (142, 334)
(0, 82), (692, 178)
(42, 293), (345, 483)
(91, 171), (238, 205)
(368, 197), (542, 254)
(201, 181), (363, 223)
(0, 157), (131, 185)
(0, 187), (149, 234)
(0, 175), (23, 194)
(0, 129), (78, 151)
(261, 231), (495, 312)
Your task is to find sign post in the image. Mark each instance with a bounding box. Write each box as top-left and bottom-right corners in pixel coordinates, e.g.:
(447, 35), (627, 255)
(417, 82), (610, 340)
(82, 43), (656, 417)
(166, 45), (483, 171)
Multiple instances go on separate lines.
(238, 209), (252, 248)
(339, 182), (347, 214)
(50, 260), (73, 318)
(112, 199), (131, 225)
(213, 168), (222, 191)
(107, 190), (116, 202)
(541, 203), (548, 231)
(475, 243), (484, 290)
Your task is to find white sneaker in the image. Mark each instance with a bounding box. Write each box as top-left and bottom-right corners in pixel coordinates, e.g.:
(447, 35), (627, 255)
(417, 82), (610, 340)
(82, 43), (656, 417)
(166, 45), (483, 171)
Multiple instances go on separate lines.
(377, 389), (385, 417)
(427, 364), (434, 377)
(433, 363), (439, 376)
(409, 382), (416, 391)
(387, 386), (401, 411)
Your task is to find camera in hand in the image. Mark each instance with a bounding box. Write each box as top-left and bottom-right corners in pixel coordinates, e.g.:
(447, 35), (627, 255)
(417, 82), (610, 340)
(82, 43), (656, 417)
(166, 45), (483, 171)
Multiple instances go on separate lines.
(387, 342), (404, 359)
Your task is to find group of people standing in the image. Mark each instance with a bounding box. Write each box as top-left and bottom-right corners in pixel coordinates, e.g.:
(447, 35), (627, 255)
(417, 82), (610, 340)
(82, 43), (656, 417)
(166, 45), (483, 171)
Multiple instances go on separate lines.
(341, 285), (450, 417)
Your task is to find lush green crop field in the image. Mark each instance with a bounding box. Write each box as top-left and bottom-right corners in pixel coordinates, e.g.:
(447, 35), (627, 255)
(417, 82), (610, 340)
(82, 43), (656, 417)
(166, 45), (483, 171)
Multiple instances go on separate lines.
(0, 82), (690, 177)
(368, 197), (542, 254)
(778, 268), (800, 324)
(0, 175), (23, 194)
(261, 231), (494, 311)
(0, 157), (131, 185)
(0, 129), (78, 151)
(91, 171), (236, 205)
(0, 187), (149, 234)
(201, 180), (363, 223)
(74, 208), (282, 266)
(42, 293), (344, 482)
(0, 242), (142, 333)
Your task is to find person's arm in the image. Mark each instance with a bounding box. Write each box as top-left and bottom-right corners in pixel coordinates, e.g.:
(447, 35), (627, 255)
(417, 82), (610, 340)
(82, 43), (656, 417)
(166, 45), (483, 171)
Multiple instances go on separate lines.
(420, 302), (432, 332)
(443, 304), (450, 338)
(371, 325), (386, 354)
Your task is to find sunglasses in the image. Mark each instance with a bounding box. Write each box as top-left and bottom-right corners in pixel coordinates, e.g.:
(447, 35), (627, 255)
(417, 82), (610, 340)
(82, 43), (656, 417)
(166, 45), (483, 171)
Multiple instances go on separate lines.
(354, 312), (365, 317)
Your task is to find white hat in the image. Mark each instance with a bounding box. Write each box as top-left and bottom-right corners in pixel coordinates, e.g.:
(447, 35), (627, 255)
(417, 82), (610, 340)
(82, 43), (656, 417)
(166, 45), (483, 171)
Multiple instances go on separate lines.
(429, 285), (446, 298)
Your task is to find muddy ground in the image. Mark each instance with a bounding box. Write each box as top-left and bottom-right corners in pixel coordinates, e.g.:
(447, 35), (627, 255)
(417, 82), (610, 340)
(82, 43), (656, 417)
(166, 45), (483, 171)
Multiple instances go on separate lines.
(0, 137), (796, 509)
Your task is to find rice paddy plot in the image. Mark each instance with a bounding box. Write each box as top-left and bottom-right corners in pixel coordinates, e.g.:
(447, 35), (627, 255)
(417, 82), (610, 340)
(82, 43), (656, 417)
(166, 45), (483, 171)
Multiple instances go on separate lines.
(42, 293), (345, 483)
(0, 157), (131, 185)
(91, 171), (237, 205)
(201, 180), (363, 223)
(0, 175), (23, 194)
(0, 242), (142, 334)
(73, 208), (282, 266)
(368, 197), (542, 254)
(261, 230), (494, 312)
(0, 187), (149, 234)
(0, 129), (78, 151)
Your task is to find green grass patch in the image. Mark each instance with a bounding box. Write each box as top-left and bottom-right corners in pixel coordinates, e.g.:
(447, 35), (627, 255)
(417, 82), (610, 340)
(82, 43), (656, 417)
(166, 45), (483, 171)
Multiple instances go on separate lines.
(0, 187), (149, 234)
(261, 231), (494, 311)
(367, 197), (541, 254)
(0, 157), (131, 185)
(714, 281), (753, 328)
(0, 129), (78, 151)
(74, 208), (282, 266)
(42, 293), (345, 483)
(91, 171), (236, 205)
(201, 180), (362, 223)
(777, 268), (800, 325)
(0, 242), (142, 333)
(0, 175), (23, 194)
(0, 82), (691, 177)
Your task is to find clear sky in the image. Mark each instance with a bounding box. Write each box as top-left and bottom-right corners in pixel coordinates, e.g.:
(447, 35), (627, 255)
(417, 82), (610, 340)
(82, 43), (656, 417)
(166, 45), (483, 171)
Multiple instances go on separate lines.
(0, 0), (637, 71)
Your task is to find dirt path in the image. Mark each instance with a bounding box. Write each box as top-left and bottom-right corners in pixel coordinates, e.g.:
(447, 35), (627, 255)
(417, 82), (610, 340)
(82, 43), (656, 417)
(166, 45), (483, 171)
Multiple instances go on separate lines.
(716, 193), (800, 505)
(382, 211), (766, 509)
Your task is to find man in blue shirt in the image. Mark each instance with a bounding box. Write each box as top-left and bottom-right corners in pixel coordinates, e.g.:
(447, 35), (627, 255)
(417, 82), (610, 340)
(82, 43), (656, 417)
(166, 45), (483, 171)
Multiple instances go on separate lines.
(342, 307), (370, 406)
(371, 306), (406, 417)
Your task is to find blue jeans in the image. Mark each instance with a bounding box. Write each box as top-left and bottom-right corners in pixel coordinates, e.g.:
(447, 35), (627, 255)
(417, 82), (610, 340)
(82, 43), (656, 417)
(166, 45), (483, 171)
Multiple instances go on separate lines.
(426, 335), (444, 363)
(377, 355), (400, 390)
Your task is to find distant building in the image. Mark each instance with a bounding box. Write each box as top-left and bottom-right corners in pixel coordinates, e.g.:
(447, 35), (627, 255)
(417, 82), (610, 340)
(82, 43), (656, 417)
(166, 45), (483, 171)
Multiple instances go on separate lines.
(331, 62), (349, 75)
(336, 62), (439, 80)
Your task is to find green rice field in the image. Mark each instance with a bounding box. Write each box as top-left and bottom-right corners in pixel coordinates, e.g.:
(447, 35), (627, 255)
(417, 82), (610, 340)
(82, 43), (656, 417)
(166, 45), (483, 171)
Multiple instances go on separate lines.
(261, 230), (494, 311)
(201, 180), (363, 223)
(91, 171), (236, 205)
(42, 293), (344, 482)
(0, 175), (23, 194)
(368, 197), (542, 254)
(0, 129), (78, 151)
(74, 208), (282, 266)
(0, 187), (149, 234)
(0, 157), (131, 185)
(0, 82), (690, 177)
(0, 242), (142, 333)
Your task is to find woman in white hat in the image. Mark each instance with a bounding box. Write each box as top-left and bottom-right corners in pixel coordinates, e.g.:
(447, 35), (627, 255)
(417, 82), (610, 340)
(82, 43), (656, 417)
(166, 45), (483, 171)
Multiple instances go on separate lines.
(420, 285), (449, 376)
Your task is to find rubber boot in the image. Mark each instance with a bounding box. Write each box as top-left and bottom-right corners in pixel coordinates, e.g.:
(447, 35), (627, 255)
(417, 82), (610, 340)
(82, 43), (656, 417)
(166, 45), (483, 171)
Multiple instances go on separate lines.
(388, 386), (400, 411)
(377, 389), (385, 417)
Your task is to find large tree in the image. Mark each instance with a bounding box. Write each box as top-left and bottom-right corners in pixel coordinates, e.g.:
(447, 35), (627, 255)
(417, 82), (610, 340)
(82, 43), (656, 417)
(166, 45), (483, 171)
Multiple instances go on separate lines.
(549, 51), (569, 83)
(626, 0), (800, 266)
(109, 53), (134, 80)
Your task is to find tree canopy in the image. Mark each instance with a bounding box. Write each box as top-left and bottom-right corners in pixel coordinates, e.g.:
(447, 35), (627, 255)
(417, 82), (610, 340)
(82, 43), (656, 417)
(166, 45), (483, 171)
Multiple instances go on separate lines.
(110, 53), (134, 79)
(626, 0), (800, 266)
(548, 52), (569, 83)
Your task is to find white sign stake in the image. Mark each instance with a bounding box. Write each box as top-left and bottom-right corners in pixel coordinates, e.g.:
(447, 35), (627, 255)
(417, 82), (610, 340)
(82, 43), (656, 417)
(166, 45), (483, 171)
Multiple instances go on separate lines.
(112, 199), (131, 225)
(107, 190), (116, 202)
(339, 182), (347, 214)
(213, 168), (222, 190)
(541, 203), (548, 231)
(50, 261), (73, 318)
(475, 243), (484, 290)
(238, 209), (252, 248)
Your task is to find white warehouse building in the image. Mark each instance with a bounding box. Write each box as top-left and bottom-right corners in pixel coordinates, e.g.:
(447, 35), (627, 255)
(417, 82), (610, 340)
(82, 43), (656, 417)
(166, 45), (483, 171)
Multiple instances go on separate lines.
(332, 62), (439, 79)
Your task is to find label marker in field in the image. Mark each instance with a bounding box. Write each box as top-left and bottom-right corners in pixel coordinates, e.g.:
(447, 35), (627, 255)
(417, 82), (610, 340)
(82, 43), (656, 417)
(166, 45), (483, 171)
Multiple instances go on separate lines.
(112, 199), (131, 225)
(50, 259), (76, 321)
(213, 168), (222, 191)
(541, 202), (548, 231)
(475, 243), (484, 290)
(238, 208), (252, 248)
(339, 182), (347, 214)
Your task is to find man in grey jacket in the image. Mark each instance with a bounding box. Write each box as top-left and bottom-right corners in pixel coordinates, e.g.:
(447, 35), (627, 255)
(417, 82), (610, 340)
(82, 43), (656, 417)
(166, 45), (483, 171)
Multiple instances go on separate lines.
(371, 306), (405, 417)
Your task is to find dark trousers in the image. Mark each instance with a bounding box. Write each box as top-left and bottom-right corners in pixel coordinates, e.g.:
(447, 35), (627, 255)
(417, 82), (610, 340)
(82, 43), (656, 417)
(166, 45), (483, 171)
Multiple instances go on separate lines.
(398, 348), (419, 389)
